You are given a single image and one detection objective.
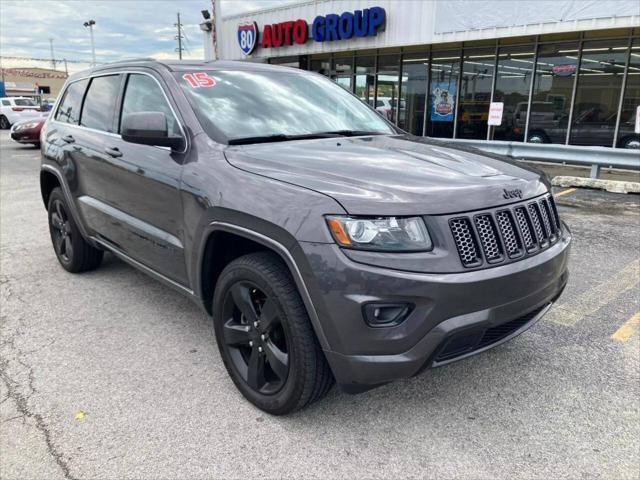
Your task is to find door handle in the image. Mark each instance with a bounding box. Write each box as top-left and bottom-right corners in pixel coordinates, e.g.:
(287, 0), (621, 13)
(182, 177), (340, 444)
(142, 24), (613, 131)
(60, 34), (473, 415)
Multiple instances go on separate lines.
(105, 147), (123, 158)
(62, 134), (75, 143)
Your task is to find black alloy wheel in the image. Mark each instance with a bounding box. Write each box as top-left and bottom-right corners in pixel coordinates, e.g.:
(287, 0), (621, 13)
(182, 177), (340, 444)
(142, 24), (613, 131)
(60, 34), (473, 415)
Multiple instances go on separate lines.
(47, 187), (103, 273)
(213, 252), (334, 414)
(221, 281), (290, 394)
(50, 198), (74, 263)
(0, 116), (10, 129)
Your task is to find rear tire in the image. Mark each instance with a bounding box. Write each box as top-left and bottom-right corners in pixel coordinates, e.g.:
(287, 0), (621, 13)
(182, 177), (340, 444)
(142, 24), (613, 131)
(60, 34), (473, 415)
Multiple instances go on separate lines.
(620, 136), (640, 149)
(47, 187), (103, 273)
(212, 251), (334, 414)
(527, 131), (549, 144)
(0, 116), (10, 130)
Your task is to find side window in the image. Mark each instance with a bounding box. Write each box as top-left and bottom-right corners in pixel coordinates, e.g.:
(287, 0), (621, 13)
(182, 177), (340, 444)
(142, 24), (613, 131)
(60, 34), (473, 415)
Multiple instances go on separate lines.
(1, 100), (10, 106)
(81, 75), (121, 132)
(120, 74), (179, 135)
(55, 79), (89, 125)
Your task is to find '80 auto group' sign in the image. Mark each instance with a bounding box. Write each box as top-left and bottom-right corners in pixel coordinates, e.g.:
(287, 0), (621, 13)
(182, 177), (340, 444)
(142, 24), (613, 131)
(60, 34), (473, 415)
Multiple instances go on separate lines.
(237, 6), (386, 55)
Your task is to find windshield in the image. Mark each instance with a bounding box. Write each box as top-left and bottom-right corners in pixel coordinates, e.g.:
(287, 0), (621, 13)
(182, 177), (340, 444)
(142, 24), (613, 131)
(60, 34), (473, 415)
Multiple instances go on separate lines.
(175, 70), (394, 143)
(14, 99), (36, 106)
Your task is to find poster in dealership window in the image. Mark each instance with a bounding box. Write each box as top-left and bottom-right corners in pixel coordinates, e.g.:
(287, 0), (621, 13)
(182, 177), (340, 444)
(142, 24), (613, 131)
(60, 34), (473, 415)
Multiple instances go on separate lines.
(431, 82), (457, 122)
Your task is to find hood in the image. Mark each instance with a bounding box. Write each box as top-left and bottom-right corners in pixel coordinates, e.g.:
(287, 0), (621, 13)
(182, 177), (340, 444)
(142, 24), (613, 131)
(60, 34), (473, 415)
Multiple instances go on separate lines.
(224, 135), (549, 216)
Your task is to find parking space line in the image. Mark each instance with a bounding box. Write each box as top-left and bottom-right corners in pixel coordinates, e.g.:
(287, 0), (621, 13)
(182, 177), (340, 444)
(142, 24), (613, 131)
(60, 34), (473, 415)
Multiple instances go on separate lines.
(612, 312), (640, 342)
(554, 188), (577, 198)
(547, 258), (640, 327)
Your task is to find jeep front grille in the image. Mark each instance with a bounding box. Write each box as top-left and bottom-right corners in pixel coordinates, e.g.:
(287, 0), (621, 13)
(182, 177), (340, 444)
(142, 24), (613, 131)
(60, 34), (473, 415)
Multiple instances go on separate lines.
(495, 210), (523, 258)
(449, 217), (481, 267)
(449, 193), (561, 269)
(474, 215), (503, 263)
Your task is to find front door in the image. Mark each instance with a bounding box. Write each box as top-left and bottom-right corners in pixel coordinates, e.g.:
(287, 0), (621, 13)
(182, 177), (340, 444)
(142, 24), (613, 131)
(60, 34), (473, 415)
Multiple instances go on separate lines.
(93, 72), (188, 285)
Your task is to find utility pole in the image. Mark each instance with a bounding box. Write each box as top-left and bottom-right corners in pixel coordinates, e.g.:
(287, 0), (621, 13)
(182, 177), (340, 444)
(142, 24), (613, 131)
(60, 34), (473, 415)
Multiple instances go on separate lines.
(63, 59), (68, 76)
(83, 20), (96, 66)
(212, 0), (219, 61)
(175, 12), (184, 60)
(49, 38), (57, 70)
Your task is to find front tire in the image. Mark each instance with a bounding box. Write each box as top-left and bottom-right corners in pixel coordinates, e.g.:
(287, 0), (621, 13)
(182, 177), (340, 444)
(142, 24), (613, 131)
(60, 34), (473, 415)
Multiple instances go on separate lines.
(212, 252), (334, 414)
(0, 116), (10, 130)
(527, 131), (549, 144)
(47, 187), (103, 272)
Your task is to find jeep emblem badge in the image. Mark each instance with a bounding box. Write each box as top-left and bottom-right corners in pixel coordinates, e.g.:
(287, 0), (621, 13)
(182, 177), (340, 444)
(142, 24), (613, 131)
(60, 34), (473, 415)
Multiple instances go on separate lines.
(502, 188), (523, 200)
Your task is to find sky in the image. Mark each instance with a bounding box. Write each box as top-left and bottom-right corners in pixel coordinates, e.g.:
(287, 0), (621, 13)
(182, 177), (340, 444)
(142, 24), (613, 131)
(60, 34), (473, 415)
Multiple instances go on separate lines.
(0, 0), (295, 73)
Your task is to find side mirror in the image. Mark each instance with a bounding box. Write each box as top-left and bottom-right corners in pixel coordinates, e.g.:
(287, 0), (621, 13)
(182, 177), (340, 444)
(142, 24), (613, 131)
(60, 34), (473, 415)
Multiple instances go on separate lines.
(121, 111), (184, 150)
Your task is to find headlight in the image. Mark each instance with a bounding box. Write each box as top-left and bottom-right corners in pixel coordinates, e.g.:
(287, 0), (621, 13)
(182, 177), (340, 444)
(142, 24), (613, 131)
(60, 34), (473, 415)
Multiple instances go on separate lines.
(326, 216), (432, 252)
(16, 122), (39, 131)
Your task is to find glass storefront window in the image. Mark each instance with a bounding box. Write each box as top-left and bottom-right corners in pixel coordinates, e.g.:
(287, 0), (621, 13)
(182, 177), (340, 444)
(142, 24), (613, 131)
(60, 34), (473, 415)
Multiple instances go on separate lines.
(399, 53), (429, 135)
(335, 76), (353, 91)
(457, 48), (495, 139)
(492, 46), (535, 141)
(570, 40), (628, 147)
(376, 55), (400, 123)
(355, 56), (376, 105)
(616, 40), (640, 149)
(427, 50), (460, 138)
(529, 42), (579, 144)
(269, 56), (301, 69)
(333, 56), (353, 92)
(310, 57), (331, 76)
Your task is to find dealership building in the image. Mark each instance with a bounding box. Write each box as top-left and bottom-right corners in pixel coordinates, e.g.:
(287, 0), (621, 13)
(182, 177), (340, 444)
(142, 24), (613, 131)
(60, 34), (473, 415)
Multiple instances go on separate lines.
(206, 0), (640, 149)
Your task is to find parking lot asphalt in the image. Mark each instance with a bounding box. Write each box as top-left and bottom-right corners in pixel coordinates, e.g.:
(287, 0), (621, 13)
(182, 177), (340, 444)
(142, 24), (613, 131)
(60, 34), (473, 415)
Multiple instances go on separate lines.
(1, 130), (639, 480)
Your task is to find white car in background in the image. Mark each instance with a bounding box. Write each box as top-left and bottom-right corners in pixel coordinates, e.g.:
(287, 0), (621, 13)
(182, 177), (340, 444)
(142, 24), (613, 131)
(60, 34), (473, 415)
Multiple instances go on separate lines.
(373, 97), (406, 121)
(0, 97), (45, 129)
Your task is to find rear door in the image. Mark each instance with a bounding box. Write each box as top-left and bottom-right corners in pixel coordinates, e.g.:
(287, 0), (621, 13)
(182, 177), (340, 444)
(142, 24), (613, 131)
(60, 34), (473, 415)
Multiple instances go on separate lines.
(48, 78), (92, 202)
(64, 74), (125, 239)
(91, 71), (188, 285)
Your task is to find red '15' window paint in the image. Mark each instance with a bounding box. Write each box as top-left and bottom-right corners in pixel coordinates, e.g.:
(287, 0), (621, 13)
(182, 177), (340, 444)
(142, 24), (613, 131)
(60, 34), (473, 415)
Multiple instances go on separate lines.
(261, 19), (308, 48)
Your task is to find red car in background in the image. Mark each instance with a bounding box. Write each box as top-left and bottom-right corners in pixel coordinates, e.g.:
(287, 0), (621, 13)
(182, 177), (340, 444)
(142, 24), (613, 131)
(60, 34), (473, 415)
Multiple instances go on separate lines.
(10, 117), (46, 148)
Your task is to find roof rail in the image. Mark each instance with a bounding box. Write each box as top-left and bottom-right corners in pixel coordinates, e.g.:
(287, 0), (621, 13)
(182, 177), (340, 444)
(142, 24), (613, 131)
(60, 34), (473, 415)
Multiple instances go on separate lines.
(101, 57), (156, 65)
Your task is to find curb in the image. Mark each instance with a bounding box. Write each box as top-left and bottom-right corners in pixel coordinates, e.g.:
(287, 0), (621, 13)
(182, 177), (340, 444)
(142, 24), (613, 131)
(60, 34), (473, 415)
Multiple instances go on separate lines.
(552, 176), (640, 194)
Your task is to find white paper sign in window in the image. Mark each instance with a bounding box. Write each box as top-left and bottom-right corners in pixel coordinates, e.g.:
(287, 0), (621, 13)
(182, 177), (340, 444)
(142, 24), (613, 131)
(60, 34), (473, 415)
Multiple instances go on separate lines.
(488, 102), (504, 126)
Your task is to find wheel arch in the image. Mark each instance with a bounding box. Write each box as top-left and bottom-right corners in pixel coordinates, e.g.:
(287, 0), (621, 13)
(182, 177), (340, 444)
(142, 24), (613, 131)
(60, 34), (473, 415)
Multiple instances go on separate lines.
(198, 222), (331, 351)
(39, 165), (93, 243)
(40, 169), (61, 209)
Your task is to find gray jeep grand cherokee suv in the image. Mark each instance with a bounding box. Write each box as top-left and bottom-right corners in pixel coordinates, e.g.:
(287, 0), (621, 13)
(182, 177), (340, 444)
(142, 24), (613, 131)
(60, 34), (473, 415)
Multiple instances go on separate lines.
(40, 60), (571, 414)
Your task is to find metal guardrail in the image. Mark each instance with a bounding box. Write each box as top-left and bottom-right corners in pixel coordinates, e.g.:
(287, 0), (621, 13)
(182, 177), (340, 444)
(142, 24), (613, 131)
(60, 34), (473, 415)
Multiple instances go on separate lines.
(445, 139), (640, 178)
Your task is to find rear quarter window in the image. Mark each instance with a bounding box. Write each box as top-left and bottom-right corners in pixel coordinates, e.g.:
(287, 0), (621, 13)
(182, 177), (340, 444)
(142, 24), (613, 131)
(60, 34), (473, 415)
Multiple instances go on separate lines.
(55, 79), (89, 125)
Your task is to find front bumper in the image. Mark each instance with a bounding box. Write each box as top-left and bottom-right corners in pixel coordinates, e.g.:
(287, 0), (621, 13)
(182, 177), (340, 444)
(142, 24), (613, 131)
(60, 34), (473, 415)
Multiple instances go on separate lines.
(300, 223), (571, 392)
(11, 128), (40, 144)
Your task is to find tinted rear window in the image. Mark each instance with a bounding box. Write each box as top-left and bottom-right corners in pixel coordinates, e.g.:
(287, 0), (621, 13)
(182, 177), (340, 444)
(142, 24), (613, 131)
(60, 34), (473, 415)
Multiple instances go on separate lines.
(55, 80), (89, 125)
(14, 99), (36, 106)
(81, 75), (121, 132)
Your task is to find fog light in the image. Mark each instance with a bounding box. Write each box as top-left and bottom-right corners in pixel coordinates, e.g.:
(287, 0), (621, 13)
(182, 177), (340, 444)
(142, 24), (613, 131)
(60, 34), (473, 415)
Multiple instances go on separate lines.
(363, 303), (413, 327)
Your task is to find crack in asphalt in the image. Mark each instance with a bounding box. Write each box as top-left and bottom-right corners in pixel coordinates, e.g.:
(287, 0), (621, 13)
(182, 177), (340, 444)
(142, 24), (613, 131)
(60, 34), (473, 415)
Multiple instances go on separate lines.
(1, 278), (78, 480)
(0, 358), (78, 480)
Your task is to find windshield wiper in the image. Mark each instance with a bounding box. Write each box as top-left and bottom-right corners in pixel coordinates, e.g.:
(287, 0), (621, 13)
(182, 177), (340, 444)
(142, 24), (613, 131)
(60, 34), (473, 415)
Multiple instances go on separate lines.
(317, 130), (386, 137)
(228, 130), (386, 145)
(228, 133), (337, 145)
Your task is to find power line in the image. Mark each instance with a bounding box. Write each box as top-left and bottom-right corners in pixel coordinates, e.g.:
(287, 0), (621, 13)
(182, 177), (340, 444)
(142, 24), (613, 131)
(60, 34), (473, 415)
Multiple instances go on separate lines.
(0, 55), (86, 64)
